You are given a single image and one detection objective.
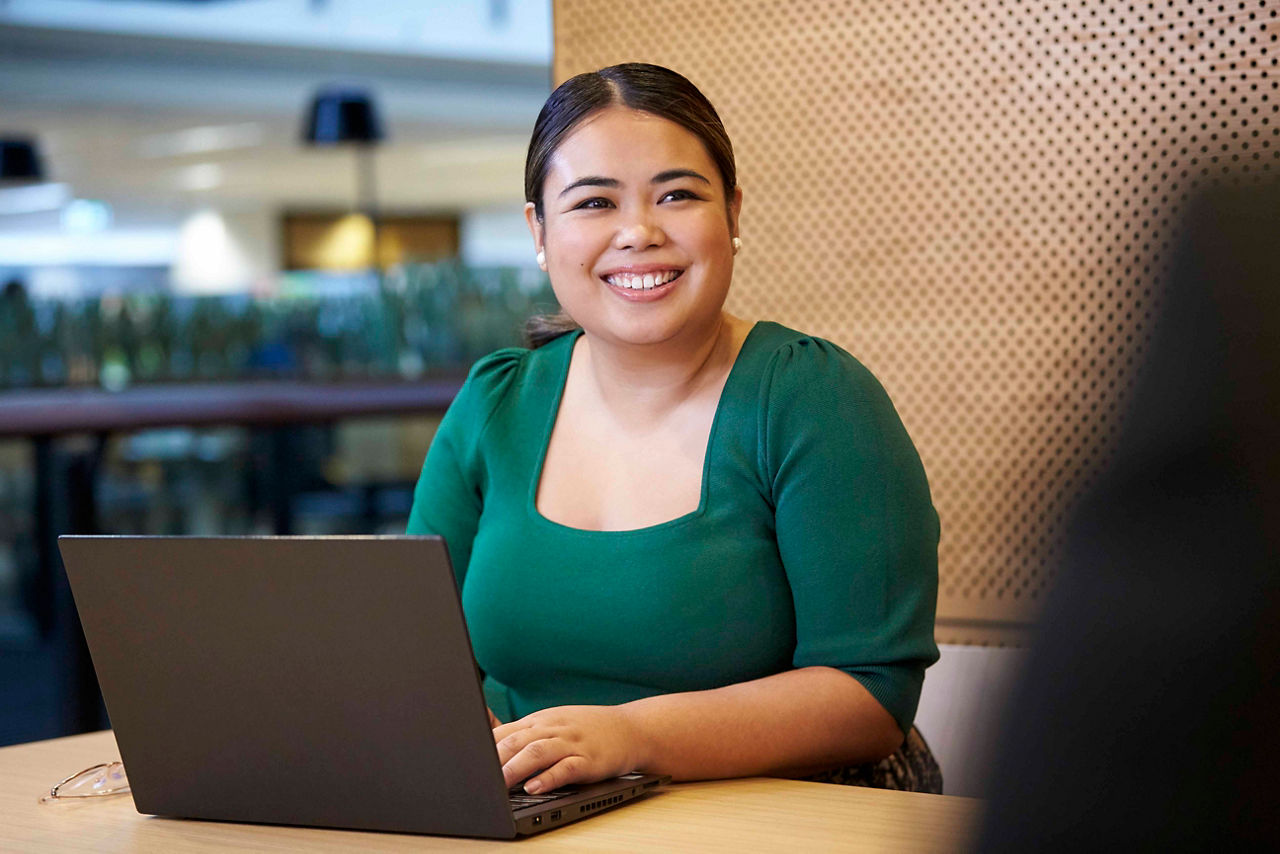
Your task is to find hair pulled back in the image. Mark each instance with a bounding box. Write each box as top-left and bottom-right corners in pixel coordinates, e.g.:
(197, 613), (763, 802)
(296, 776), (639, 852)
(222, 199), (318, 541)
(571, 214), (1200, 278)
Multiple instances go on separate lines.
(523, 63), (737, 346)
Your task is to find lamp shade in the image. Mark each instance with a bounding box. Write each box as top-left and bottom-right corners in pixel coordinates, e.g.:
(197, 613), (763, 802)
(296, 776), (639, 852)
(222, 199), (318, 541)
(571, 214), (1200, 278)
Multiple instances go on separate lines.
(303, 89), (384, 146)
(0, 138), (44, 182)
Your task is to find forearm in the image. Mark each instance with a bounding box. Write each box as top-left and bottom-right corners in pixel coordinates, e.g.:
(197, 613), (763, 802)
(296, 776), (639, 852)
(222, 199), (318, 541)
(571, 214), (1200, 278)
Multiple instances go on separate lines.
(620, 666), (904, 781)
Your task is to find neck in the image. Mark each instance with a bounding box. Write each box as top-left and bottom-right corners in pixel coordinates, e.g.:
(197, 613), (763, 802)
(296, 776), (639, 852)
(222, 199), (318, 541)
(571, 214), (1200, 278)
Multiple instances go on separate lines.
(578, 314), (744, 415)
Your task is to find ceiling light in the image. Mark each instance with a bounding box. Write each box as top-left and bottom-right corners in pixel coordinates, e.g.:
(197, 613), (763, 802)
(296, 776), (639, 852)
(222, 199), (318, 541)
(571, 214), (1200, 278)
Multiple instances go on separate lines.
(177, 163), (224, 191)
(62, 199), (114, 233)
(138, 123), (264, 159)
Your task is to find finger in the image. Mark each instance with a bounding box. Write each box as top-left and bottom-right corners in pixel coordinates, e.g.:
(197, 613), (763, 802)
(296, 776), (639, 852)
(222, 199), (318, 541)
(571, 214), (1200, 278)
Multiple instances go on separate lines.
(487, 707), (501, 729)
(501, 737), (568, 789)
(523, 754), (590, 794)
(492, 717), (534, 742)
(495, 725), (545, 768)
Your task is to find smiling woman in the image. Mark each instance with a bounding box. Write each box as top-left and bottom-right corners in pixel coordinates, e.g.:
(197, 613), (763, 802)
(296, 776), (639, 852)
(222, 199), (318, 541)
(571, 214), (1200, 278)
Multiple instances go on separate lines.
(407, 63), (941, 796)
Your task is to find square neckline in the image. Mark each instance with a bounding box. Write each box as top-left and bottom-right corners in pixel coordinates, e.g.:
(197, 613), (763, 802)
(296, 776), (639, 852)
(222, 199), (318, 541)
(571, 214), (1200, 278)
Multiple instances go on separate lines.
(526, 321), (764, 536)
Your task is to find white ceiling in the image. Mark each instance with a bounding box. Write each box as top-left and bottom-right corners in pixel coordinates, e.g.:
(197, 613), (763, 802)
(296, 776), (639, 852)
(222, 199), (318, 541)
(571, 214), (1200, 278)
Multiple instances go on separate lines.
(0, 1), (552, 234)
(0, 0), (552, 65)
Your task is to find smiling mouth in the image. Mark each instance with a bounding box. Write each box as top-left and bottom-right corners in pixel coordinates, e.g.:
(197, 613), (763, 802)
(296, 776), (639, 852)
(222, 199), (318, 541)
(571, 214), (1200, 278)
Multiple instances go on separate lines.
(602, 269), (685, 291)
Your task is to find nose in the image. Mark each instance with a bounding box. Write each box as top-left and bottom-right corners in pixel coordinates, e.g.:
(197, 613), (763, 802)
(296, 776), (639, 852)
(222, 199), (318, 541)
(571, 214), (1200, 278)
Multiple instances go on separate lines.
(612, 209), (666, 251)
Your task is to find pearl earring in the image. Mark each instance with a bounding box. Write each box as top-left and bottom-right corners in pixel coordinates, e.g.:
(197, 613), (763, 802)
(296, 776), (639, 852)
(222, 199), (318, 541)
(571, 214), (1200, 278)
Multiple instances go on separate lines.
(731, 237), (742, 254)
(536, 250), (546, 268)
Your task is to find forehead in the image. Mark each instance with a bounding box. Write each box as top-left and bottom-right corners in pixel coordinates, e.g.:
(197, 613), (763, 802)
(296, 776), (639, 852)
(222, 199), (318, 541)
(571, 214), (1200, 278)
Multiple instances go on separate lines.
(547, 106), (717, 186)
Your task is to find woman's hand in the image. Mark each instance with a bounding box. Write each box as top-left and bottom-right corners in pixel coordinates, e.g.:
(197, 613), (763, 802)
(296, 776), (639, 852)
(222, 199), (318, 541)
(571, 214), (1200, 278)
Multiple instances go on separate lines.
(487, 706), (502, 729)
(492, 705), (646, 793)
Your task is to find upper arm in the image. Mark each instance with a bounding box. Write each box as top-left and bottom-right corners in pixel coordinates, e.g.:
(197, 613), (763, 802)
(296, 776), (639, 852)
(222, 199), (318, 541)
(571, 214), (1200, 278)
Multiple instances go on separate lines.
(761, 339), (940, 736)
(406, 349), (523, 586)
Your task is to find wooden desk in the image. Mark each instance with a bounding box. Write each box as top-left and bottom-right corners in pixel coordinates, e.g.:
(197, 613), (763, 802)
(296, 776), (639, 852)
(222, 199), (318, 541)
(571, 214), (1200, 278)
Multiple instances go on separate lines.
(1, 731), (982, 853)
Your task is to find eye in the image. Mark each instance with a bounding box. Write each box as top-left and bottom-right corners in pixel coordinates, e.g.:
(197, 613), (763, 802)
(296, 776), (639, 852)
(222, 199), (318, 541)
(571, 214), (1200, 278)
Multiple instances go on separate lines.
(659, 188), (704, 203)
(570, 197), (614, 210)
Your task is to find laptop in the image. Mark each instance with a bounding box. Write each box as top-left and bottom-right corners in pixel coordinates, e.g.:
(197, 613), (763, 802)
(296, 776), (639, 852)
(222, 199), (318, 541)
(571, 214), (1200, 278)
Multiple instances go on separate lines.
(57, 535), (668, 838)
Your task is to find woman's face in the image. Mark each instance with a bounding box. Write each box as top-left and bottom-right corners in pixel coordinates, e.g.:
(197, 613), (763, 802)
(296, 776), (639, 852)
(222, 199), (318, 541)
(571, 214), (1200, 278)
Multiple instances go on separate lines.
(526, 106), (742, 350)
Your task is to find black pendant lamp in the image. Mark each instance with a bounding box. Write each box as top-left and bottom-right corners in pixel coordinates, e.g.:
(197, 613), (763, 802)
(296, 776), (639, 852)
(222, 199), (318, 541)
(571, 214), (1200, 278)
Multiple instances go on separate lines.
(0, 138), (45, 183)
(303, 88), (385, 269)
(303, 88), (384, 147)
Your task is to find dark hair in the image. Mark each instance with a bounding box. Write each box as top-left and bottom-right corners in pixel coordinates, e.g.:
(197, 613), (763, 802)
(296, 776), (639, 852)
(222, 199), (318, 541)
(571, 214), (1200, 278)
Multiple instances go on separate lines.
(523, 63), (737, 348)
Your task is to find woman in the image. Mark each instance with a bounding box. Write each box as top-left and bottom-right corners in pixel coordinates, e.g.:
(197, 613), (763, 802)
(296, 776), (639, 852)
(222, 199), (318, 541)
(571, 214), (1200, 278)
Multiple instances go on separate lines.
(408, 63), (939, 796)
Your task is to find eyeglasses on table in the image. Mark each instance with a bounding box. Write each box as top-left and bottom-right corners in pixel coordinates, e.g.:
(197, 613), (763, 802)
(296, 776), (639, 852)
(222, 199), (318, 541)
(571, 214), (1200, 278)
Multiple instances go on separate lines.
(39, 761), (130, 804)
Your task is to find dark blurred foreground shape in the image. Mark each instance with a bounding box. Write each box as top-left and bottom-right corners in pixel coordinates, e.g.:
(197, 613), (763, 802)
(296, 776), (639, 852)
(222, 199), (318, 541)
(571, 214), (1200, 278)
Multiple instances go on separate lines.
(977, 181), (1280, 850)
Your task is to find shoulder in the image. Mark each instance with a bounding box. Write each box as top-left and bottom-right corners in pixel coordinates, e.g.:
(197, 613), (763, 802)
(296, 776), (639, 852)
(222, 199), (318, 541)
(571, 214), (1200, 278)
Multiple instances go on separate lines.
(453, 347), (526, 412)
(744, 322), (916, 476)
(467, 345), (527, 379)
(449, 332), (576, 427)
(746, 323), (934, 521)
(443, 348), (526, 439)
(746, 321), (888, 406)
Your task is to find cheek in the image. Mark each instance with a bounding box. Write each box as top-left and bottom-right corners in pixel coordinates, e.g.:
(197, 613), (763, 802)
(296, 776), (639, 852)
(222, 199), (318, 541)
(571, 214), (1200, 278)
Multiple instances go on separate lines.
(689, 222), (733, 267)
(685, 210), (732, 250)
(543, 234), (601, 311)
(545, 225), (602, 272)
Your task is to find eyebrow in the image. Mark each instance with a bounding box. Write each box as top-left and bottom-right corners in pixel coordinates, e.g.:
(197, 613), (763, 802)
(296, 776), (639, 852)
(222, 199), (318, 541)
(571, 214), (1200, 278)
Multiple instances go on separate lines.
(651, 168), (711, 185)
(558, 176), (619, 197)
(557, 169), (712, 198)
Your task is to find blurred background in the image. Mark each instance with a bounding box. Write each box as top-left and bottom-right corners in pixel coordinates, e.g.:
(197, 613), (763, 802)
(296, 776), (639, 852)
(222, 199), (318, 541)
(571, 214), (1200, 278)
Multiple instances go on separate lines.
(0, 0), (556, 745)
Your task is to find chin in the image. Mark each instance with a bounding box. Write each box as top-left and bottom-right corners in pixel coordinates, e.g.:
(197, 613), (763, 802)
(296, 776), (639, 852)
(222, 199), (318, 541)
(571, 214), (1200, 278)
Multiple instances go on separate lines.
(598, 324), (681, 347)
(603, 312), (723, 349)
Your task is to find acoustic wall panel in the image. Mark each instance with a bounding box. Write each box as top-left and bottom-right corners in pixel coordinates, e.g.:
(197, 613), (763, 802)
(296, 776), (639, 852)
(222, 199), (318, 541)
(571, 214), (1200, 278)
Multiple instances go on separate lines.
(553, 0), (1278, 642)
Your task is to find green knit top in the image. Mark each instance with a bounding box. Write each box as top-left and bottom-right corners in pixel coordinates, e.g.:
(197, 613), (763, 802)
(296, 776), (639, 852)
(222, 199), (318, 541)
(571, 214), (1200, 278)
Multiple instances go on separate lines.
(407, 321), (939, 736)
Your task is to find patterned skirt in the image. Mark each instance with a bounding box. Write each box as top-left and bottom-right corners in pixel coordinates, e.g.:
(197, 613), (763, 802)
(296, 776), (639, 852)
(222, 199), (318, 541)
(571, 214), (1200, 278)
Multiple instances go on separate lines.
(801, 727), (943, 794)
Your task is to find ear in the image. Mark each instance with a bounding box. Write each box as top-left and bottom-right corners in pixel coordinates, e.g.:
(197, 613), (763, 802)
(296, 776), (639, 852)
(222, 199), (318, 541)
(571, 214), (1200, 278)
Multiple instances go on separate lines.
(728, 185), (744, 240)
(524, 202), (547, 270)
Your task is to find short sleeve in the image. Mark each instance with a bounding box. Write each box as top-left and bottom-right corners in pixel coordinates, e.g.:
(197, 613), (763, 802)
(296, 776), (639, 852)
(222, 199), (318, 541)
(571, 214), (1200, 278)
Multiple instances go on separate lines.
(760, 338), (940, 736)
(406, 348), (524, 586)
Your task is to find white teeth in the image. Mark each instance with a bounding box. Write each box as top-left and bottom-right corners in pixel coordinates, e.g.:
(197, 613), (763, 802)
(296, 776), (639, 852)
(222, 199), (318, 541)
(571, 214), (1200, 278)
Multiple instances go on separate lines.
(605, 270), (681, 290)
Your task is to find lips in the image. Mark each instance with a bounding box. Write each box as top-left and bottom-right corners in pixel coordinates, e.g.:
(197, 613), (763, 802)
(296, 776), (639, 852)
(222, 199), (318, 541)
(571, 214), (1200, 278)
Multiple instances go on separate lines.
(601, 269), (685, 291)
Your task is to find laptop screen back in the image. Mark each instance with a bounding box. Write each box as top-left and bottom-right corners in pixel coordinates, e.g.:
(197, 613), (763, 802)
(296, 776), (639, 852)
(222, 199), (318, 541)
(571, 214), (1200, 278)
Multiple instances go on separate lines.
(58, 535), (518, 838)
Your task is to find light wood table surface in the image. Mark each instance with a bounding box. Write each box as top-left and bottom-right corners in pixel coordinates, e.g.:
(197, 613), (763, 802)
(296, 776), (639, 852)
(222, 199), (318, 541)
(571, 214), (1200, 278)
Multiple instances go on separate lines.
(1, 730), (983, 853)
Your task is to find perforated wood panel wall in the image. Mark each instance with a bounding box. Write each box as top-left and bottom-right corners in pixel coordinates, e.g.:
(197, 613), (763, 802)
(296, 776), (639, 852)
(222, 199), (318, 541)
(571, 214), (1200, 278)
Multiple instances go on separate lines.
(553, 0), (1278, 643)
